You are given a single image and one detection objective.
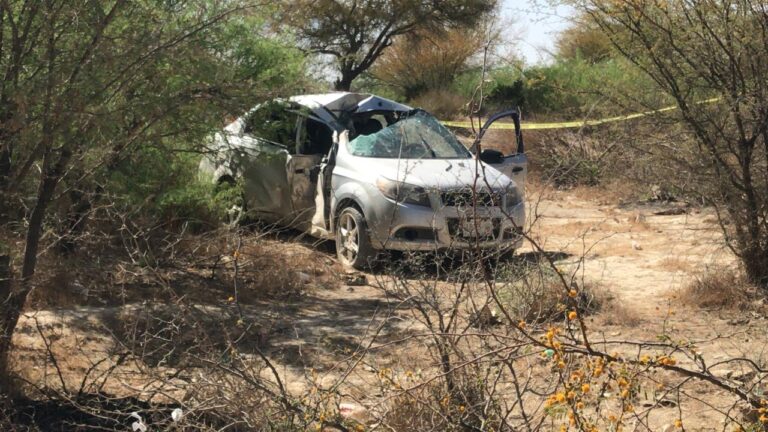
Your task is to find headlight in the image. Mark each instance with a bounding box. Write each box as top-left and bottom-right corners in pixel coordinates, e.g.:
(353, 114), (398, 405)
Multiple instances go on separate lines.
(376, 177), (431, 207)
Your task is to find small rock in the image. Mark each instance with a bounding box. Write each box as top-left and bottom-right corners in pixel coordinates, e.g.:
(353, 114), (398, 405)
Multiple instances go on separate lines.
(658, 398), (678, 407)
(296, 272), (312, 284)
(344, 274), (367, 286)
(470, 305), (500, 328)
(732, 370), (757, 382)
(654, 208), (687, 216)
(727, 317), (749, 325)
(640, 398), (677, 408)
(631, 241), (643, 250)
(339, 402), (369, 423)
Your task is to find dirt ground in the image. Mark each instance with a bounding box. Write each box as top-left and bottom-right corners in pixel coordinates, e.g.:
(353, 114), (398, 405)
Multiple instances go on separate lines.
(10, 185), (768, 430)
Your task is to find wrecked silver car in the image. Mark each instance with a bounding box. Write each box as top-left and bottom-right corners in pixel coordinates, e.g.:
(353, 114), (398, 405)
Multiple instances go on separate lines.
(200, 93), (527, 269)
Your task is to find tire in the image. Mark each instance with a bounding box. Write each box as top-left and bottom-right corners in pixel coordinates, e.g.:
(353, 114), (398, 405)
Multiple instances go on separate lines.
(335, 206), (376, 269)
(215, 179), (246, 229)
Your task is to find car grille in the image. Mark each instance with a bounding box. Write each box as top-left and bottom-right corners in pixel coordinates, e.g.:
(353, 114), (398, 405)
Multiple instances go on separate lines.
(440, 189), (503, 208)
(447, 218), (501, 241)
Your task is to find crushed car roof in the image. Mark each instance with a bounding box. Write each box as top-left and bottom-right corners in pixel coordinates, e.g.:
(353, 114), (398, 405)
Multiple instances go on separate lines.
(291, 92), (412, 115)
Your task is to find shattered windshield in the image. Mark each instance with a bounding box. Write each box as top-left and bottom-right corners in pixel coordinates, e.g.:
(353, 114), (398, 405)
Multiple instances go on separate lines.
(347, 111), (471, 159)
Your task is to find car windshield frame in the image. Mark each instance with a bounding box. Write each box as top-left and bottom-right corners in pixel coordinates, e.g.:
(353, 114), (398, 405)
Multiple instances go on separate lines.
(346, 110), (472, 160)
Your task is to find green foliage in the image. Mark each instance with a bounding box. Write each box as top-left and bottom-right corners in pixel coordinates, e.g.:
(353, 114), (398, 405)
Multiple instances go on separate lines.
(278, 0), (496, 90)
(108, 145), (220, 231)
(555, 15), (613, 63)
(244, 100), (310, 145)
(411, 57), (660, 120)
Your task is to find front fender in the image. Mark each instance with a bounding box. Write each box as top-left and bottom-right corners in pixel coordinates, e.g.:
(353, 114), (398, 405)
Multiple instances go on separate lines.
(331, 180), (377, 231)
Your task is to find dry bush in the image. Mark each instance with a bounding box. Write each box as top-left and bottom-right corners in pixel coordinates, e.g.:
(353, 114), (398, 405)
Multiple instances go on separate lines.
(533, 130), (609, 188)
(679, 267), (766, 311)
(409, 89), (468, 120)
(373, 27), (484, 101)
(594, 290), (644, 327)
(380, 370), (500, 431)
(25, 228), (338, 310)
(496, 259), (603, 323)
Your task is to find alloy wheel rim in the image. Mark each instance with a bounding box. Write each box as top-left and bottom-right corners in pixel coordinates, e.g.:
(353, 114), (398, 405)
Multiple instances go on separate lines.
(338, 213), (359, 263)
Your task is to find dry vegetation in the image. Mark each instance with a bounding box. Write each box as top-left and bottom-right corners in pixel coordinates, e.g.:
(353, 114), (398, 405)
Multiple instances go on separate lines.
(3, 177), (768, 431)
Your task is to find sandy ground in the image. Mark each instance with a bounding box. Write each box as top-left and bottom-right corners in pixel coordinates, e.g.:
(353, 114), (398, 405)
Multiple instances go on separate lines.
(10, 187), (768, 430)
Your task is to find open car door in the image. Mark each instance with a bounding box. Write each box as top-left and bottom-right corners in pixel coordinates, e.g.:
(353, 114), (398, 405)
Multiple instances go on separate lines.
(290, 115), (336, 235)
(472, 109), (527, 194)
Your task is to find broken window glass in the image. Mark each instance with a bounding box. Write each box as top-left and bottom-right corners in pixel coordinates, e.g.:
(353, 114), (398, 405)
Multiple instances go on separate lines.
(347, 111), (472, 159)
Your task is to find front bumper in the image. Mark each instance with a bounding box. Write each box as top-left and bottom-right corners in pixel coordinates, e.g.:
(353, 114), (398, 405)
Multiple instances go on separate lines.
(366, 196), (526, 252)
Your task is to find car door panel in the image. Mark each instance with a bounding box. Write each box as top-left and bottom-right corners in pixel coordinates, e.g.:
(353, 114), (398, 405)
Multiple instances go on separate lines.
(489, 153), (527, 191)
(289, 153), (323, 228)
(237, 138), (292, 222)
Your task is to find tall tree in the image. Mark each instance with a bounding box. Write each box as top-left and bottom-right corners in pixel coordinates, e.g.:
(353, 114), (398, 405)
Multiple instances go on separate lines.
(0, 0), (304, 382)
(555, 13), (613, 63)
(373, 27), (486, 100)
(278, 0), (497, 91)
(577, 0), (768, 287)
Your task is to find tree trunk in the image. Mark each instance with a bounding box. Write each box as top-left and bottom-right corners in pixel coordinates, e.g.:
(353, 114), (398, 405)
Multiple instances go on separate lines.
(334, 68), (355, 92)
(742, 245), (768, 289)
(0, 254), (13, 386)
(58, 187), (97, 254)
(0, 148), (72, 384)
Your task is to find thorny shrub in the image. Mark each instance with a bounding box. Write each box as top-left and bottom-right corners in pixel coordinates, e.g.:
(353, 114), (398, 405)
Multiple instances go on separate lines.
(680, 267), (767, 312)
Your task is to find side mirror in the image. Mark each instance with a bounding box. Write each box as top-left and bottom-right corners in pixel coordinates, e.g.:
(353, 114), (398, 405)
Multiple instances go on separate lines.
(479, 148), (504, 164)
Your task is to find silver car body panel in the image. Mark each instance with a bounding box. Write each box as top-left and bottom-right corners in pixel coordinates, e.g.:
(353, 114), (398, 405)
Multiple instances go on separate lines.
(200, 92), (527, 251)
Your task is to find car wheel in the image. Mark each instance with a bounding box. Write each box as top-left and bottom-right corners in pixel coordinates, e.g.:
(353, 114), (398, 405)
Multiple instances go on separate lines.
(215, 179), (245, 229)
(335, 206), (376, 269)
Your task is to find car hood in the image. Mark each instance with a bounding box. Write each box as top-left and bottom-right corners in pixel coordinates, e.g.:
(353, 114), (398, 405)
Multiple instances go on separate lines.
(352, 157), (514, 191)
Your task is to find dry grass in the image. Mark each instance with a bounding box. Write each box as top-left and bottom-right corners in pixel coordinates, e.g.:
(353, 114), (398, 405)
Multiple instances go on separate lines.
(678, 267), (766, 311)
(497, 261), (603, 323)
(27, 231), (341, 309)
(656, 257), (695, 273)
(594, 291), (644, 326)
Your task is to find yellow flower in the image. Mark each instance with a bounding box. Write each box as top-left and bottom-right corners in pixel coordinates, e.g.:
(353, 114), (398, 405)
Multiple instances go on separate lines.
(555, 392), (566, 403)
(227, 296), (235, 302)
(517, 320), (526, 329)
(233, 250), (240, 259)
(569, 289), (578, 298)
(568, 310), (578, 320)
(674, 419), (683, 428)
(458, 405), (465, 413)
(581, 383), (590, 393)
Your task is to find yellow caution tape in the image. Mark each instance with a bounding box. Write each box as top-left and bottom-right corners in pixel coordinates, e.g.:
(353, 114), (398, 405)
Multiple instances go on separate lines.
(442, 97), (719, 130)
